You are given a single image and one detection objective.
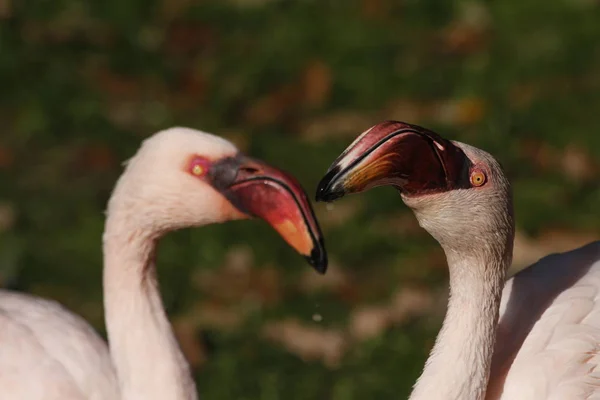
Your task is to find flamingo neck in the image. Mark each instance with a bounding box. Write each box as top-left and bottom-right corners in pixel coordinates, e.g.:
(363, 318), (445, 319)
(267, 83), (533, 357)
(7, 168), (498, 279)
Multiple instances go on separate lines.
(409, 251), (506, 400)
(103, 214), (197, 400)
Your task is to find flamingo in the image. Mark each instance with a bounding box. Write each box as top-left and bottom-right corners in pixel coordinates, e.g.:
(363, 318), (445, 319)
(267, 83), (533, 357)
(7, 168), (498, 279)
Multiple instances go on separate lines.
(316, 120), (600, 400)
(0, 127), (327, 400)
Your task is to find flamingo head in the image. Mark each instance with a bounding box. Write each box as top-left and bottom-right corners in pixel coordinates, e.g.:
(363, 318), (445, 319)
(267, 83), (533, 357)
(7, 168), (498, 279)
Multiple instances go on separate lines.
(315, 120), (513, 257)
(109, 127), (327, 273)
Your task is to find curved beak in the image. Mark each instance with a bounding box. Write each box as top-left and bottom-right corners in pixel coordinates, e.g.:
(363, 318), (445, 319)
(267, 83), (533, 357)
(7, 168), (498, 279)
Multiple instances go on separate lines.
(316, 120), (471, 202)
(209, 154), (327, 274)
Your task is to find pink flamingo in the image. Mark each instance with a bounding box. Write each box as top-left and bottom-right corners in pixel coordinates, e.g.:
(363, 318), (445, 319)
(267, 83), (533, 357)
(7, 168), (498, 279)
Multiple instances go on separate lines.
(1, 127), (326, 400)
(317, 120), (599, 400)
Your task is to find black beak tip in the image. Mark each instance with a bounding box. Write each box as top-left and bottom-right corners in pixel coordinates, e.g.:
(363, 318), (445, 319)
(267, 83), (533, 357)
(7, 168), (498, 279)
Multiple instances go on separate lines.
(305, 238), (328, 274)
(315, 188), (346, 203)
(315, 166), (346, 203)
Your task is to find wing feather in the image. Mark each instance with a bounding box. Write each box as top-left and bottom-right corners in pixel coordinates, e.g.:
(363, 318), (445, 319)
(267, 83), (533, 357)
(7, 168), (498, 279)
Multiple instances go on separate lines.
(488, 241), (600, 400)
(0, 291), (118, 400)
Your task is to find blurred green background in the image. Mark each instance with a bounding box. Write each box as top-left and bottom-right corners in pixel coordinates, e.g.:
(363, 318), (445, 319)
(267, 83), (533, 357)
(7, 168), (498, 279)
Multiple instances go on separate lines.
(0, 0), (599, 398)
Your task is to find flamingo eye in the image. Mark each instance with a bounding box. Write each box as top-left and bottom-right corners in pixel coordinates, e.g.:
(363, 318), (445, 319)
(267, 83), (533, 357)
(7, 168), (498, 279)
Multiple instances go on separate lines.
(192, 165), (204, 175)
(470, 170), (487, 187)
(189, 156), (210, 177)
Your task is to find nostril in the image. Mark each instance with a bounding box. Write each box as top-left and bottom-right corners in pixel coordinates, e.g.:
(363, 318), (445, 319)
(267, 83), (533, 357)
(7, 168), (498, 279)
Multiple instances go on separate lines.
(240, 166), (259, 174)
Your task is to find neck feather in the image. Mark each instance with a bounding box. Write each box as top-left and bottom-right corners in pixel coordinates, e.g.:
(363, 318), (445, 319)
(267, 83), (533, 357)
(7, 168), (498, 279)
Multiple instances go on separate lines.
(410, 250), (506, 400)
(103, 210), (197, 400)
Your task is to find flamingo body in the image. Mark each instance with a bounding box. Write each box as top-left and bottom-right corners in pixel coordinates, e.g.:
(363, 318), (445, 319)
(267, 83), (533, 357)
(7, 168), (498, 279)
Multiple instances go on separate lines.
(490, 241), (600, 399)
(0, 291), (117, 399)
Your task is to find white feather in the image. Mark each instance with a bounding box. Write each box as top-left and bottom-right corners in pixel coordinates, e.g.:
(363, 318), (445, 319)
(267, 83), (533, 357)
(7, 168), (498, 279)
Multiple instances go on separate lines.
(489, 242), (600, 400)
(0, 291), (118, 399)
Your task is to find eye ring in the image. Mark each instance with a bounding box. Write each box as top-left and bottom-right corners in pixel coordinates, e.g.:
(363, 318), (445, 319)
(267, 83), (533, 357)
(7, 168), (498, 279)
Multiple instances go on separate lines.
(189, 156), (210, 177)
(470, 170), (487, 187)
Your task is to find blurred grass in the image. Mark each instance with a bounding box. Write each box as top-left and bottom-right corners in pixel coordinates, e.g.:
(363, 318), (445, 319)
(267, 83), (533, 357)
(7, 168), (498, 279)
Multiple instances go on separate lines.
(0, 0), (599, 398)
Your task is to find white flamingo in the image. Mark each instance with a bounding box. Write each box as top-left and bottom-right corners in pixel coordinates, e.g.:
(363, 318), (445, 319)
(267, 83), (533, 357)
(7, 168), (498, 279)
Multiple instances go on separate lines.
(316, 120), (600, 400)
(0, 127), (327, 400)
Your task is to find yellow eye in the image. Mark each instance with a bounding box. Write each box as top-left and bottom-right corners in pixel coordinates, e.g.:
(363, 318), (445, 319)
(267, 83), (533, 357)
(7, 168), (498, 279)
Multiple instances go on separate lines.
(470, 170), (486, 187)
(192, 164), (204, 176)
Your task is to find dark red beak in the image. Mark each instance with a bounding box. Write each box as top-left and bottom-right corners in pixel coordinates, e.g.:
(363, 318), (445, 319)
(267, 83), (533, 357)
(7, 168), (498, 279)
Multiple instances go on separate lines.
(316, 120), (472, 202)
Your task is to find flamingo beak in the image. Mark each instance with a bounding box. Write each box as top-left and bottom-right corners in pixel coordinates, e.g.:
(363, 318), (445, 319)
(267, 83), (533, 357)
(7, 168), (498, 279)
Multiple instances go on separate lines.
(316, 120), (472, 202)
(209, 154), (327, 274)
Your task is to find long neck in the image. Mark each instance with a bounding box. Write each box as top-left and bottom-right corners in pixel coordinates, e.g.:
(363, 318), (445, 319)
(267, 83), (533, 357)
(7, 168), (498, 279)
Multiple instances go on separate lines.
(103, 212), (197, 400)
(410, 251), (506, 400)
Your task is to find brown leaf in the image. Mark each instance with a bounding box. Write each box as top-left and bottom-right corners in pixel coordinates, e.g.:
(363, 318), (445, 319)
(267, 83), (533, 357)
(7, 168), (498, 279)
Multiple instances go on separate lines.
(0, 202), (17, 232)
(392, 247), (447, 279)
(170, 66), (207, 110)
(159, 0), (195, 21)
(262, 318), (347, 368)
(388, 287), (435, 323)
(385, 98), (426, 124)
(250, 266), (283, 306)
(348, 305), (391, 341)
(433, 97), (486, 126)
(299, 260), (349, 293)
(193, 246), (254, 302)
(439, 3), (490, 56)
(223, 245), (254, 274)
(519, 139), (598, 182)
(369, 212), (424, 237)
(421, 248), (449, 272)
(90, 68), (143, 99)
(106, 101), (138, 130)
(164, 23), (215, 57)
(299, 112), (377, 143)
(454, 97), (487, 125)
(440, 25), (488, 55)
(21, 5), (110, 45)
(226, 0), (278, 7)
(519, 139), (553, 171)
(512, 229), (600, 274)
(190, 302), (245, 331)
(347, 288), (435, 342)
(511, 230), (550, 272)
(335, 279), (363, 305)
(316, 199), (363, 228)
(0, 145), (14, 168)
(361, 0), (389, 19)
(561, 145), (598, 182)
(509, 83), (538, 110)
(172, 318), (208, 368)
(219, 131), (250, 153)
(244, 84), (300, 126)
(75, 144), (117, 172)
(0, 0), (11, 19)
(192, 246), (282, 306)
(302, 60), (331, 108)
(536, 229), (600, 253)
